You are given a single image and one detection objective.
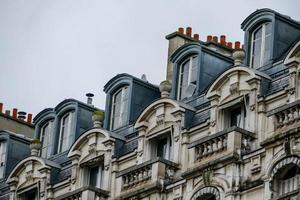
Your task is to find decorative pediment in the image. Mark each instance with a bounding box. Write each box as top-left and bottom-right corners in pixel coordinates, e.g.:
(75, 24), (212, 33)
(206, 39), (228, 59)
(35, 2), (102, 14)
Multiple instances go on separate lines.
(207, 67), (270, 104)
(68, 128), (117, 164)
(284, 40), (300, 67)
(7, 157), (58, 191)
(134, 98), (195, 136)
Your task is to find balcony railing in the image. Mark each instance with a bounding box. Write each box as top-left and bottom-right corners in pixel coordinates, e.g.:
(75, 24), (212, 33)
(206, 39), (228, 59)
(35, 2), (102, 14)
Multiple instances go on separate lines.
(116, 157), (178, 198)
(267, 100), (300, 130)
(56, 185), (109, 200)
(189, 127), (255, 164)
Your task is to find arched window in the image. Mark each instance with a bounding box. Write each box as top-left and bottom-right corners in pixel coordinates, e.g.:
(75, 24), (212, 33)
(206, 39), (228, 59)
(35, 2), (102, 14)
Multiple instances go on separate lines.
(40, 121), (53, 158)
(276, 164), (300, 198)
(111, 86), (129, 130)
(57, 111), (74, 153)
(177, 55), (198, 100)
(250, 22), (272, 68)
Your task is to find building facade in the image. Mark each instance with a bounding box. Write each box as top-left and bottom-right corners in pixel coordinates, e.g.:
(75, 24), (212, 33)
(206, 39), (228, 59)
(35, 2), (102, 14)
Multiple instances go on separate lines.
(4, 8), (300, 200)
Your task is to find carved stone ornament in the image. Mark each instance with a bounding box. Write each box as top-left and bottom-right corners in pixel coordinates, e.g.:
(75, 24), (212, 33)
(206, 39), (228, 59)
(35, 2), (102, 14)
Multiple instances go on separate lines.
(230, 82), (239, 94)
(156, 114), (165, 126)
(210, 120), (216, 127)
(250, 104), (255, 111)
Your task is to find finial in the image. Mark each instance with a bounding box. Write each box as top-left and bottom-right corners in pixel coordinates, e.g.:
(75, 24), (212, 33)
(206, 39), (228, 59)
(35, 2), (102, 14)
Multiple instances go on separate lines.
(232, 49), (245, 66)
(159, 80), (172, 98)
(92, 111), (104, 128)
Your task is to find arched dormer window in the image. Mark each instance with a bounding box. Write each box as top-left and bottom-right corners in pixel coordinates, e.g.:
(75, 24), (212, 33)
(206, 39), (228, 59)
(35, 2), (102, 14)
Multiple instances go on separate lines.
(110, 86), (129, 130)
(250, 22), (272, 68)
(57, 111), (74, 153)
(40, 121), (53, 158)
(177, 55), (198, 100)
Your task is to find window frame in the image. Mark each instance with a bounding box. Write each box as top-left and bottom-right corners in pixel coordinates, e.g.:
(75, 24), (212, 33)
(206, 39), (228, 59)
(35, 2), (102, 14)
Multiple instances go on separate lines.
(40, 121), (53, 158)
(177, 55), (198, 100)
(150, 133), (172, 160)
(57, 111), (74, 153)
(110, 86), (129, 130)
(81, 163), (104, 189)
(0, 141), (7, 179)
(250, 22), (272, 68)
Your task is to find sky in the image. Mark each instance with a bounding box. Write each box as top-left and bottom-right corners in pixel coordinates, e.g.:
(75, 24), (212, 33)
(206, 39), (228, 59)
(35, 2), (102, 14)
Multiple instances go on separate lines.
(0, 0), (299, 116)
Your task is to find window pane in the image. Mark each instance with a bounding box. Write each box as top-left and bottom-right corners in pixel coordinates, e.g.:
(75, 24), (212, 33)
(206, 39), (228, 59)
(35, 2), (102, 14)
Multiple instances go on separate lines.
(112, 87), (129, 129)
(178, 60), (190, 99)
(230, 107), (241, 127)
(89, 166), (99, 186)
(190, 56), (198, 83)
(58, 112), (73, 153)
(41, 122), (52, 158)
(157, 138), (168, 158)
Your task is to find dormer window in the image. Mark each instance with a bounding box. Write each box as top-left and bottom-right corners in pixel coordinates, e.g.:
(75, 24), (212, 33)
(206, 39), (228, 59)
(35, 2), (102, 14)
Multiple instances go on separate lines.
(57, 111), (74, 153)
(40, 121), (52, 158)
(177, 56), (198, 100)
(250, 22), (272, 68)
(0, 141), (6, 179)
(111, 86), (129, 130)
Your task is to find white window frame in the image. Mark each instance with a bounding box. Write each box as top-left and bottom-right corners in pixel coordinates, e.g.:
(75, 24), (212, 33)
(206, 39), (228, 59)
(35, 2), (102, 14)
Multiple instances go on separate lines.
(40, 121), (52, 158)
(57, 112), (73, 153)
(110, 86), (129, 130)
(250, 22), (271, 68)
(177, 56), (198, 100)
(0, 141), (6, 179)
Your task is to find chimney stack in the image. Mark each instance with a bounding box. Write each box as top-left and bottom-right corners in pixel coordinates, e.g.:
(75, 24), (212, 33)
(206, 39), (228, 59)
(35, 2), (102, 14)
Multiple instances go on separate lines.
(86, 93), (94, 105)
(234, 41), (241, 49)
(0, 103), (3, 113)
(227, 42), (233, 48)
(18, 111), (26, 121)
(193, 34), (199, 40)
(5, 110), (10, 116)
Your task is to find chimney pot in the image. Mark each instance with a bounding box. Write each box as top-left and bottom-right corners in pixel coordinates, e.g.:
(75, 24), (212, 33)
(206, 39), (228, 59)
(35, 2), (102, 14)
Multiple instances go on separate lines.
(235, 41), (241, 49)
(193, 34), (199, 40)
(0, 103), (3, 113)
(5, 110), (10, 116)
(227, 42), (233, 48)
(220, 35), (226, 45)
(178, 27), (184, 34)
(207, 35), (213, 42)
(12, 108), (18, 118)
(186, 27), (192, 37)
(27, 114), (32, 124)
(213, 36), (218, 43)
(86, 93), (94, 105)
(18, 111), (26, 120)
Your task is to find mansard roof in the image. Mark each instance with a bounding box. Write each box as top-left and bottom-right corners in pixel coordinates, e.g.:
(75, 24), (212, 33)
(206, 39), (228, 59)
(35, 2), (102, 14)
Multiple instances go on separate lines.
(241, 8), (300, 31)
(103, 73), (158, 93)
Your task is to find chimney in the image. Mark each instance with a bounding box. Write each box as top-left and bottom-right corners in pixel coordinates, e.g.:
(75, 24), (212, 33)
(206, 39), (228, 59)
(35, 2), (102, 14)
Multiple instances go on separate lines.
(193, 34), (199, 40)
(12, 108), (18, 118)
(207, 35), (213, 42)
(213, 36), (218, 43)
(227, 42), (233, 48)
(220, 35), (226, 46)
(5, 110), (10, 116)
(86, 93), (94, 105)
(0, 103), (3, 113)
(18, 111), (26, 121)
(186, 27), (192, 37)
(178, 27), (184, 34)
(27, 113), (33, 124)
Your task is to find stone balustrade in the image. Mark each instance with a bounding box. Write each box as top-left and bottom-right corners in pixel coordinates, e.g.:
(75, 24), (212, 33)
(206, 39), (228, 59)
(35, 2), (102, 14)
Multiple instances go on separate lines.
(118, 157), (178, 194)
(267, 100), (300, 130)
(189, 127), (255, 163)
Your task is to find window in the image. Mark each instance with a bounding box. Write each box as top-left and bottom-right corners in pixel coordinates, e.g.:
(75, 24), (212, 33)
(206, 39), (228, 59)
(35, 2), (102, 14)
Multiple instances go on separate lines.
(151, 135), (172, 160)
(57, 112), (74, 153)
(177, 56), (198, 100)
(277, 165), (300, 198)
(224, 105), (247, 129)
(250, 22), (272, 68)
(111, 86), (129, 130)
(0, 142), (6, 179)
(89, 165), (103, 188)
(19, 189), (38, 200)
(40, 121), (52, 158)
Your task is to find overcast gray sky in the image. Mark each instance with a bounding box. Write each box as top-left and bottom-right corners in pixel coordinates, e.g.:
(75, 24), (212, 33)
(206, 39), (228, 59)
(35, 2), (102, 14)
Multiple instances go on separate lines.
(0, 0), (299, 116)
